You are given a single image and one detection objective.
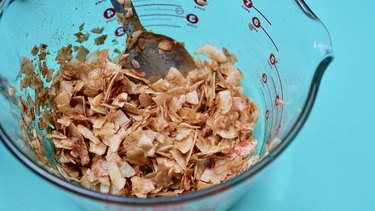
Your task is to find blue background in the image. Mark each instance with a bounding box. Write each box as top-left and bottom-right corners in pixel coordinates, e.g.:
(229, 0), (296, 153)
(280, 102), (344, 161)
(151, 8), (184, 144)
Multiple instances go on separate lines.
(1, 0), (374, 210)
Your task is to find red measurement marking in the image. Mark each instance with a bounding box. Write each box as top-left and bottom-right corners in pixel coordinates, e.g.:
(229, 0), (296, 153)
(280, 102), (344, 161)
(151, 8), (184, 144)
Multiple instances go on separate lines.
(262, 73), (268, 84)
(252, 17), (278, 51)
(269, 53), (276, 65)
(253, 6), (272, 25)
(277, 124), (282, 133)
(275, 95), (280, 105)
(274, 95), (281, 128)
(114, 27), (126, 37)
(194, 0), (207, 6)
(252, 17), (261, 28)
(103, 8), (116, 19)
(243, 0), (253, 8)
(186, 14), (199, 24)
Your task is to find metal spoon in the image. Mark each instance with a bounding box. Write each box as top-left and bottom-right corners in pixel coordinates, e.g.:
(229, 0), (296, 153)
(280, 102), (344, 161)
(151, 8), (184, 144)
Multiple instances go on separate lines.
(110, 0), (196, 82)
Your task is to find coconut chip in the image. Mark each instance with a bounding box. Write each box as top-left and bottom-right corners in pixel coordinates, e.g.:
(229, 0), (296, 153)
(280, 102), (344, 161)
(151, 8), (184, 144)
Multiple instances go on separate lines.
(131, 176), (155, 198)
(17, 42), (260, 198)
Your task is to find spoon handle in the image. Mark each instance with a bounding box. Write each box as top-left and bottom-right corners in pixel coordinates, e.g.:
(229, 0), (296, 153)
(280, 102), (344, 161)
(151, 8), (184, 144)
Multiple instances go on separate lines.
(110, 0), (145, 35)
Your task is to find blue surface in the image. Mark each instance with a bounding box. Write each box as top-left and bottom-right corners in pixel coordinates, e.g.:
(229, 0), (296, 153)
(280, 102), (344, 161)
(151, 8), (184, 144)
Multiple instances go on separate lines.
(1, 0), (375, 210)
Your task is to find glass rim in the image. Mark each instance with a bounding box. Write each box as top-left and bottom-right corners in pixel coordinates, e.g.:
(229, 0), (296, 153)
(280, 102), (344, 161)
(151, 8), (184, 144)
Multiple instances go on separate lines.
(0, 0), (334, 206)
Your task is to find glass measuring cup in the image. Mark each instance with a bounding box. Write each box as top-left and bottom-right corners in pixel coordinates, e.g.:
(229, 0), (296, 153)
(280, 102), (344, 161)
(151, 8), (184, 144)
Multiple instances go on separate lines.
(0, 0), (333, 210)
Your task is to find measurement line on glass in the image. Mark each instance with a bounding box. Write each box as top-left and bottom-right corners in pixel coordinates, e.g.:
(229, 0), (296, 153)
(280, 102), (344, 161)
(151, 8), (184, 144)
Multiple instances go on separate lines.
(265, 77), (275, 133)
(139, 14), (185, 18)
(143, 24), (181, 28)
(242, 0), (272, 25)
(269, 53), (284, 124)
(269, 53), (284, 100)
(135, 3), (180, 7)
(252, 17), (279, 52)
(260, 87), (273, 141)
(259, 87), (268, 112)
(141, 18), (172, 22)
(271, 77), (280, 126)
(132, 0), (171, 2)
(143, 8), (175, 12)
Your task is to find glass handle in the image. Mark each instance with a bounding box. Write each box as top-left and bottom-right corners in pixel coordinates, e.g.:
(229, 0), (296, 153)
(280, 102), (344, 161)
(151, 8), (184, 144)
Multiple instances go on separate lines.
(295, 0), (318, 20)
(0, 0), (9, 14)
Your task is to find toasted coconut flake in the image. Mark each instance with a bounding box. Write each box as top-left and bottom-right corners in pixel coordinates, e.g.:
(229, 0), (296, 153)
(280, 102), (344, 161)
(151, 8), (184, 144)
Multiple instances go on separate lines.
(21, 57), (35, 75)
(158, 39), (173, 51)
(85, 50), (108, 66)
(137, 134), (154, 151)
(131, 59), (140, 69)
(77, 124), (101, 144)
(175, 127), (191, 141)
(216, 90), (232, 114)
(276, 99), (285, 107)
(194, 43), (227, 63)
(45, 131), (67, 140)
(185, 91), (199, 105)
(139, 93), (154, 108)
(91, 27), (105, 34)
(95, 122), (116, 138)
(226, 139), (257, 159)
(152, 79), (170, 92)
(217, 126), (238, 139)
(112, 110), (131, 129)
(89, 142), (107, 156)
(169, 95), (186, 113)
(119, 161), (136, 178)
(57, 117), (72, 127)
(77, 137), (90, 166)
(170, 149), (186, 170)
(91, 116), (106, 129)
(126, 148), (148, 165)
(106, 128), (127, 152)
(200, 169), (220, 184)
(107, 161), (126, 193)
(152, 93), (171, 106)
(125, 8), (133, 18)
(131, 176), (155, 198)
(175, 135), (194, 154)
(112, 93), (128, 108)
(128, 113), (143, 122)
(166, 67), (186, 86)
(106, 151), (122, 163)
(196, 135), (231, 154)
(58, 150), (77, 164)
(18, 41), (260, 198)
(197, 181), (213, 190)
(51, 138), (77, 150)
(150, 115), (168, 132)
(225, 68), (243, 87)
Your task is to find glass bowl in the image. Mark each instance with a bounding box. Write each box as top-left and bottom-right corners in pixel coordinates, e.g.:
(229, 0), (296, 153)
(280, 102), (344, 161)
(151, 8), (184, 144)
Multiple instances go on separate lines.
(0, 0), (333, 210)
